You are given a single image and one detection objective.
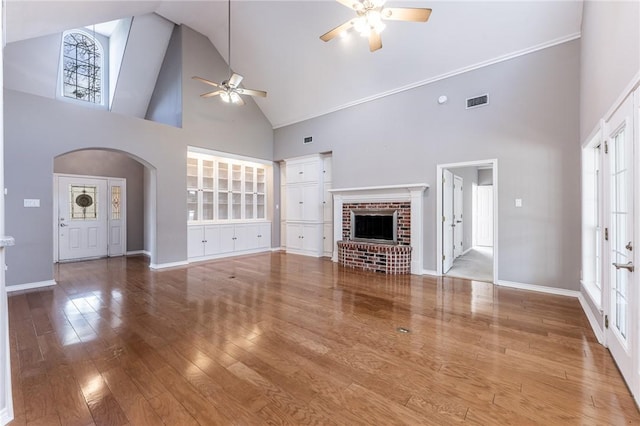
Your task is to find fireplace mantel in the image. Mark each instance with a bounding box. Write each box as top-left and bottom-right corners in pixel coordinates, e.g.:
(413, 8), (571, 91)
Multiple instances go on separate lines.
(329, 184), (428, 274)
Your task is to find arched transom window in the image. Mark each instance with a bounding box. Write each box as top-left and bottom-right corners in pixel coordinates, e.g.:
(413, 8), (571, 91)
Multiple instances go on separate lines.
(62, 31), (103, 104)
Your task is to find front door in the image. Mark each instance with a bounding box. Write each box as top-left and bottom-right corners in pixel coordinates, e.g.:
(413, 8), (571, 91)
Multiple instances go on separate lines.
(453, 175), (464, 258)
(58, 176), (108, 261)
(605, 94), (636, 392)
(443, 169), (454, 272)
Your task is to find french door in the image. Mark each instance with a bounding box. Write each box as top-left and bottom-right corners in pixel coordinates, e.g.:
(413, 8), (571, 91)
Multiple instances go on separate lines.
(604, 93), (637, 394)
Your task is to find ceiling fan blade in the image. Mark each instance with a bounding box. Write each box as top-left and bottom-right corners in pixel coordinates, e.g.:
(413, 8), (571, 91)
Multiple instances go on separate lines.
(239, 88), (267, 98)
(192, 76), (221, 88)
(235, 95), (246, 106)
(320, 19), (355, 42)
(382, 7), (432, 22)
(336, 0), (361, 10)
(369, 31), (382, 52)
(200, 90), (224, 98)
(228, 73), (244, 88)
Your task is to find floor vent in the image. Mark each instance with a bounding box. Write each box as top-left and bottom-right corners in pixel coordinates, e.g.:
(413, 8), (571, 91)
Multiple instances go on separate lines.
(466, 94), (489, 109)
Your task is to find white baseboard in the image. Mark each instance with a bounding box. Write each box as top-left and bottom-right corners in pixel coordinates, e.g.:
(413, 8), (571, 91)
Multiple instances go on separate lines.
(126, 250), (148, 256)
(271, 247), (283, 252)
(462, 247), (473, 256)
(496, 280), (580, 298)
(498, 280), (580, 298)
(1, 407), (14, 426)
(6, 280), (57, 293)
(422, 269), (441, 277)
(149, 260), (189, 270)
(188, 248), (274, 264)
(578, 292), (604, 344)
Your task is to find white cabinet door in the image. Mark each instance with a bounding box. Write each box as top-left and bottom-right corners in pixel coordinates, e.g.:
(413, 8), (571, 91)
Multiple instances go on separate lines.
(322, 156), (332, 182)
(188, 226), (205, 258)
(218, 225), (236, 253)
(301, 183), (322, 222)
(323, 183), (333, 222)
(233, 224), (249, 251)
(256, 223), (271, 249)
(302, 224), (322, 254)
(286, 185), (303, 221)
(286, 223), (303, 250)
(323, 223), (333, 256)
(203, 225), (221, 256)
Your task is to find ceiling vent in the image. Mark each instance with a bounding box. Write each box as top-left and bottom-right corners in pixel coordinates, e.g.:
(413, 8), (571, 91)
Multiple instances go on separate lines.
(466, 94), (489, 109)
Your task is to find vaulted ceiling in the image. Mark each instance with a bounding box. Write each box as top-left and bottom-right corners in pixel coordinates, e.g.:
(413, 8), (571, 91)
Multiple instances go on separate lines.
(6, 1), (583, 128)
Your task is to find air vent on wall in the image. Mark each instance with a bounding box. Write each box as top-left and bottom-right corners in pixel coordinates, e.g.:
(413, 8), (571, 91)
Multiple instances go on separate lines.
(466, 94), (489, 109)
(303, 136), (313, 144)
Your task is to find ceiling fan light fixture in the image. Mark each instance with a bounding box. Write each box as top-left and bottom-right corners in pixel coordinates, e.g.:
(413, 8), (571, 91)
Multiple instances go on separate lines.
(230, 91), (242, 104)
(220, 91), (231, 103)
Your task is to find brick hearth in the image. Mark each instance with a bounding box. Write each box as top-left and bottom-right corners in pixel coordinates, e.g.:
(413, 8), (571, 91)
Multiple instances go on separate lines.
(339, 201), (412, 274)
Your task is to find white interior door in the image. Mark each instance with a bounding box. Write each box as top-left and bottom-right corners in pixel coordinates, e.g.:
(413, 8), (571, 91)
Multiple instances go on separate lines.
(476, 185), (494, 247)
(453, 175), (464, 258)
(58, 176), (108, 261)
(605, 94), (636, 392)
(443, 169), (454, 272)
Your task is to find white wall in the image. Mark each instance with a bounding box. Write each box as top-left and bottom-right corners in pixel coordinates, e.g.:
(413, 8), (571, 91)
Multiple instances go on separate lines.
(275, 40), (581, 290)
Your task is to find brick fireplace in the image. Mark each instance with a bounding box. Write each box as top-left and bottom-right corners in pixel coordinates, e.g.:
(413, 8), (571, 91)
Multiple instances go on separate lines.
(329, 184), (428, 275)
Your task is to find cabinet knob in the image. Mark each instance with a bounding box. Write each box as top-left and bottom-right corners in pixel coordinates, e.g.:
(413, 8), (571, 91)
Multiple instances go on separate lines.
(299, 171), (303, 174)
(299, 201), (303, 204)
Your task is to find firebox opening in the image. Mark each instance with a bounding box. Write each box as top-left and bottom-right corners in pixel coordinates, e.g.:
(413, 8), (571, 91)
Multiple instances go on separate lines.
(350, 209), (398, 244)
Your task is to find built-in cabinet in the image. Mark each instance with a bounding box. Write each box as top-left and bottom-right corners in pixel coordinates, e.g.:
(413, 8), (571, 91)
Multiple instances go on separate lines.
(188, 152), (267, 223)
(187, 150), (272, 262)
(283, 154), (332, 257)
(188, 222), (271, 260)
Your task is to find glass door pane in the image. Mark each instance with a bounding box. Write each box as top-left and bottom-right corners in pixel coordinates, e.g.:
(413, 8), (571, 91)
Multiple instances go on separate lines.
(187, 190), (198, 221)
(245, 166), (254, 194)
(202, 191), (214, 221)
(218, 192), (229, 220)
(202, 159), (214, 190)
(257, 167), (265, 194)
(257, 194), (265, 219)
(610, 128), (631, 340)
(187, 157), (198, 189)
(245, 194), (254, 219)
(218, 162), (229, 191)
(232, 193), (242, 220)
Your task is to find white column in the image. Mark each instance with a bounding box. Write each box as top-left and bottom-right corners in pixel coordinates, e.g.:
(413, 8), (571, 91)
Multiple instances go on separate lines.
(410, 188), (424, 274)
(332, 194), (343, 262)
(0, 4), (13, 424)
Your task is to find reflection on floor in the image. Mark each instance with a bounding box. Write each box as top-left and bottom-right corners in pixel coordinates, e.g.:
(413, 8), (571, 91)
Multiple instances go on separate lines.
(446, 246), (493, 282)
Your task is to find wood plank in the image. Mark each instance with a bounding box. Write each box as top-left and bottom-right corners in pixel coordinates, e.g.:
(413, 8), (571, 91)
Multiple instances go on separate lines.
(5, 253), (639, 425)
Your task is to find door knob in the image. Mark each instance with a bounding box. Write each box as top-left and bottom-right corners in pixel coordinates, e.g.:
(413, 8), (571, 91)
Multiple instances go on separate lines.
(626, 241), (633, 251)
(613, 262), (634, 272)
(60, 223), (67, 227)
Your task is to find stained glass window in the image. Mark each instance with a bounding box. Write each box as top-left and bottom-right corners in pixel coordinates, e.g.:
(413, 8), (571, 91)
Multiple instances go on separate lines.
(70, 185), (98, 220)
(62, 31), (103, 104)
(111, 186), (121, 220)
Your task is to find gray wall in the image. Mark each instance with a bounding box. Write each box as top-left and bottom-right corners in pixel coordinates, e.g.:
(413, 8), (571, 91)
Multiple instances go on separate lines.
(146, 23), (182, 127)
(580, 0), (640, 140)
(275, 40), (581, 290)
(477, 168), (493, 185)
(54, 149), (145, 252)
(4, 24), (274, 287)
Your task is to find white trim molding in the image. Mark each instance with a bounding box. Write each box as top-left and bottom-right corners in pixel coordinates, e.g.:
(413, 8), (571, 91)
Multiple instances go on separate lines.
(422, 269), (441, 277)
(149, 260), (189, 270)
(1, 407), (13, 426)
(578, 293), (604, 344)
(497, 280), (580, 298)
(126, 250), (147, 256)
(6, 280), (57, 293)
(330, 184), (429, 274)
(273, 33), (581, 129)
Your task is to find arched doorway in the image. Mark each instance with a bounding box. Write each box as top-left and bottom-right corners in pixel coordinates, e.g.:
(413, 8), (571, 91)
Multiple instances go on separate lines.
(53, 148), (157, 264)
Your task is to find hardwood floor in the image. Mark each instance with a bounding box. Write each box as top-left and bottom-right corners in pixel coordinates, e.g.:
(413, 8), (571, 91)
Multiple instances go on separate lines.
(6, 252), (639, 425)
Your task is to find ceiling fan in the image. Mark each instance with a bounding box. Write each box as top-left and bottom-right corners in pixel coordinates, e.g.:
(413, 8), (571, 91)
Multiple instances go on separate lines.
(320, 0), (432, 52)
(193, 0), (266, 105)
